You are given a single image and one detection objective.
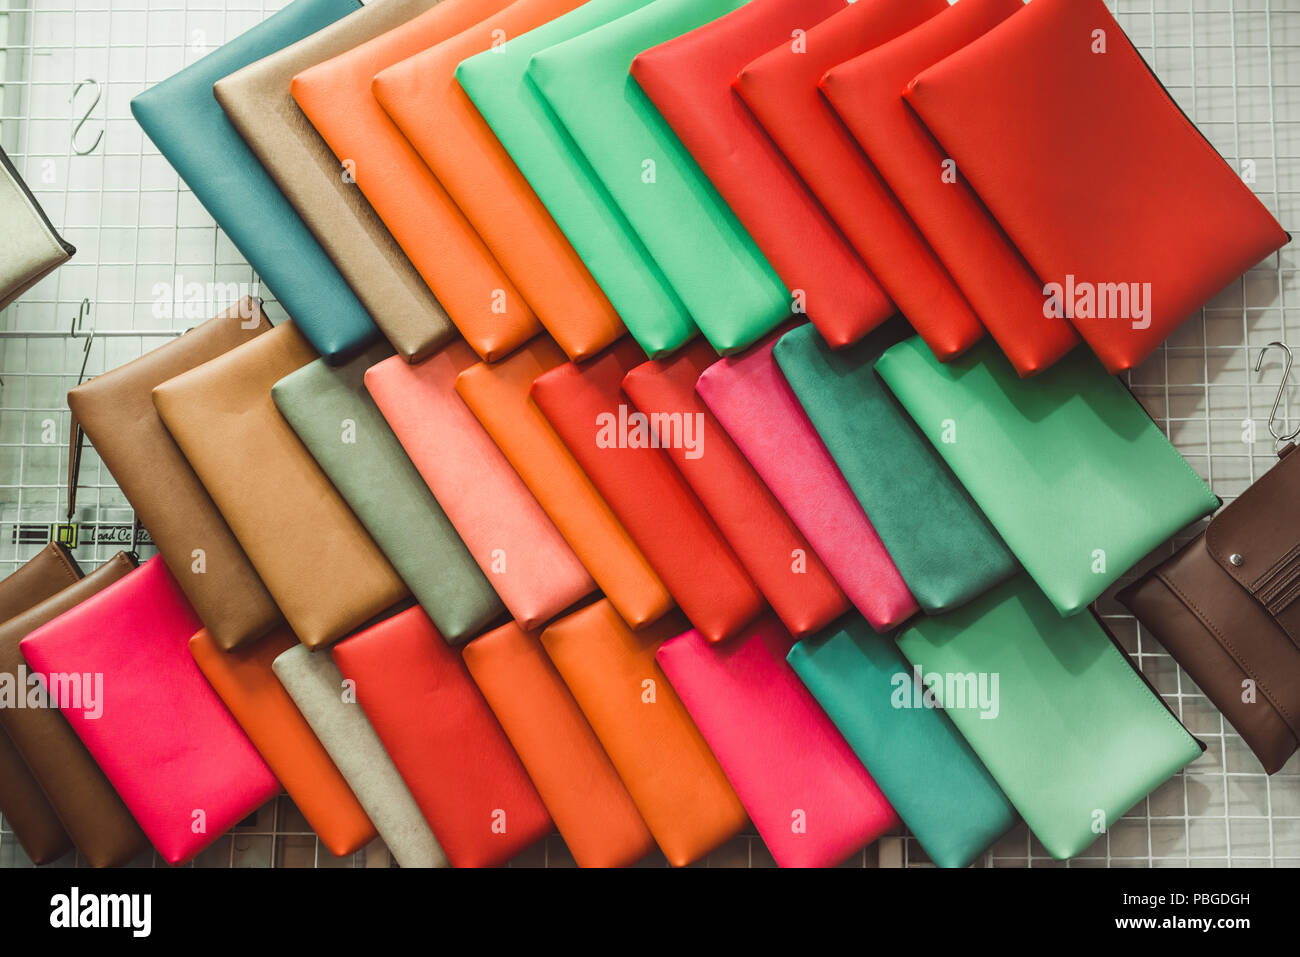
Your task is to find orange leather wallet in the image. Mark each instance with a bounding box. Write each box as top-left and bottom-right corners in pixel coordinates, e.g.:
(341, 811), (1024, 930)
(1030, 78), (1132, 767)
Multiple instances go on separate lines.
(372, 0), (624, 360)
(291, 0), (540, 359)
(461, 620), (656, 867)
(541, 601), (748, 866)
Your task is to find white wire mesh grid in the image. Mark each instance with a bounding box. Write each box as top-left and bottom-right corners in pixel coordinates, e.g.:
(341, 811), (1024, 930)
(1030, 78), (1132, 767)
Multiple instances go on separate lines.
(0, 0), (1297, 868)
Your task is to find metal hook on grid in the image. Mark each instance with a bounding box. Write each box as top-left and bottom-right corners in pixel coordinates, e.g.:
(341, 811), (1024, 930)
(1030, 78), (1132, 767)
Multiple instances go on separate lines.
(71, 298), (95, 386)
(70, 78), (103, 156)
(1255, 341), (1300, 452)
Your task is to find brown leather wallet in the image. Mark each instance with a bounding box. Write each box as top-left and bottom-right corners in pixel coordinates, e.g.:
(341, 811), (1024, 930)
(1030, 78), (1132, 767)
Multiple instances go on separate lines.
(152, 320), (409, 649)
(0, 552), (150, 867)
(67, 299), (281, 650)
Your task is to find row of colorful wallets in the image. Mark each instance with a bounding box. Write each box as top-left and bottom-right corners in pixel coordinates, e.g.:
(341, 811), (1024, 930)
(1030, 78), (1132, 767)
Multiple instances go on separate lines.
(0, 0), (1294, 869)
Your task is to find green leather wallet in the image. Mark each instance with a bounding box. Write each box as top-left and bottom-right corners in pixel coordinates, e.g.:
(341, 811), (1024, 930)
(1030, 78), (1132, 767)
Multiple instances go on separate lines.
(271, 342), (503, 644)
(788, 615), (1016, 868)
(896, 574), (1205, 860)
(774, 321), (1016, 613)
(876, 338), (1219, 616)
(527, 0), (790, 355)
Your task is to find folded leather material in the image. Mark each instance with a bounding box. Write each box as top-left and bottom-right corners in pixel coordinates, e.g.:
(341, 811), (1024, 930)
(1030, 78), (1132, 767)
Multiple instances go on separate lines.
(734, 0), (979, 361)
(273, 342), (503, 644)
(621, 340), (849, 636)
(819, 0), (1079, 378)
(531, 339), (763, 643)
(0, 145), (74, 311)
(272, 643), (447, 867)
(67, 300), (281, 650)
(773, 321), (1017, 614)
(657, 618), (898, 868)
(0, 553), (148, 868)
(787, 615), (1017, 868)
(875, 337), (1220, 617)
(372, 0), (623, 361)
(0, 544), (82, 617)
(904, 0), (1290, 375)
(632, 0), (893, 350)
(696, 337), (917, 631)
(190, 627), (376, 857)
(291, 0), (540, 361)
(461, 620), (656, 867)
(130, 0), (378, 360)
(540, 601), (748, 866)
(366, 344), (594, 631)
(153, 321), (409, 649)
(19, 556), (279, 865)
(897, 574), (1205, 860)
(529, 0), (792, 355)
(1119, 443), (1300, 774)
(214, 0), (454, 363)
(332, 607), (553, 868)
(454, 338), (671, 630)
(456, 0), (692, 360)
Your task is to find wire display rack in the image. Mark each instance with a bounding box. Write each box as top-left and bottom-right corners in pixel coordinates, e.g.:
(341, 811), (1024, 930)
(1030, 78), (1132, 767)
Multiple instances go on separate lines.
(1, 0), (1298, 869)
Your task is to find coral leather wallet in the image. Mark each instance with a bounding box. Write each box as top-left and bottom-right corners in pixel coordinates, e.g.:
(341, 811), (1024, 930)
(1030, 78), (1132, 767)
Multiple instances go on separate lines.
(19, 557), (279, 865)
(904, 0), (1289, 373)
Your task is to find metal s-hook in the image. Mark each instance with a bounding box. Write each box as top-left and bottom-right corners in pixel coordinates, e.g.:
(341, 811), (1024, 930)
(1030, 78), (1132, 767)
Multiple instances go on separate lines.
(1255, 341), (1300, 450)
(71, 298), (95, 386)
(71, 79), (103, 156)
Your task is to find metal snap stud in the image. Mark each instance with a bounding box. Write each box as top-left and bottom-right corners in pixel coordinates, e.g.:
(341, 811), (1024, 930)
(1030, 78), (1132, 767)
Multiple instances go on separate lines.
(1230, 554), (1244, 566)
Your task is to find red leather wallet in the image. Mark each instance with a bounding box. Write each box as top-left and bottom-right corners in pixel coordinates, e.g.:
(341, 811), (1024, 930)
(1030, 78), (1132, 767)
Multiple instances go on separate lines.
(819, 0), (1079, 377)
(904, 0), (1290, 373)
(631, 0), (892, 348)
(531, 339), (764, 643)
(331, 606), (553, 868)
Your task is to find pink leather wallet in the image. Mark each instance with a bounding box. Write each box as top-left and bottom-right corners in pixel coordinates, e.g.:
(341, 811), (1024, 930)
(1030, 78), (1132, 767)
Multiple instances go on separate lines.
(19, 556), (279, 865)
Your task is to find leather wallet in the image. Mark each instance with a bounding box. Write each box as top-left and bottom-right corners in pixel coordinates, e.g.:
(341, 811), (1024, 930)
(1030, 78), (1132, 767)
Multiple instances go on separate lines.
(531, 339), (764, 643)
(621, 340), (849, 636)
(272, 643), (447, 867)
(788, 614), (1017, 868)
(456, 0), (692, 360)
(130, 0), (378, 360)
(540, 601), (748, 866)
(273, 342), (503, 644)
(0, 145), (74, 312)
(528, 0), (792, 355)
(904, 0), (1290, 375)
(190, 627), (376, 857)
(332, 607), (553, 868)
(19, 556), (279, 865)
(896, 574), (1205, 860)
(67, 299), (281, 650)
(1119, 443), (1300, 774)
(773, 321), (1017, 614)
(632, 0), (893, 350)
(734, 0), (980, 362)
(697, 337), (917, 631)
(366, 343), (594, 631)
(819, 0), (1079, 378)
(213, 0), (454, 363)
(0, 553), (148, 868)
(657, 618), (898, 868)
(291, 0), (540, 361)
(461, 620), (656, 867)
(153, 321), (409, 648)
(372, 0), (623, 361)
(454, 337), (672, 630)
(875, 337), (1221, 617)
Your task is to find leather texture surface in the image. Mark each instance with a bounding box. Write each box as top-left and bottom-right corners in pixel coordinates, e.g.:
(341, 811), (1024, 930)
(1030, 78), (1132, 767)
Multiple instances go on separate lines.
(213, 0), (454, 362)
(905, 0), (1289, 374)
(130, 0), (378, 360)
(896, 574), (1205, 861)
(366, 343), (594, 631)
(19, 556), (279, 865)
(657, 617), (898, 868)
(0, 144), (74, 311)
(876, 337), (1220, 616)
(153, 321), (408, 648)
(697, 336), (917, 631)
(332, 607), (553, 868)
(540, 600), (748, 866)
